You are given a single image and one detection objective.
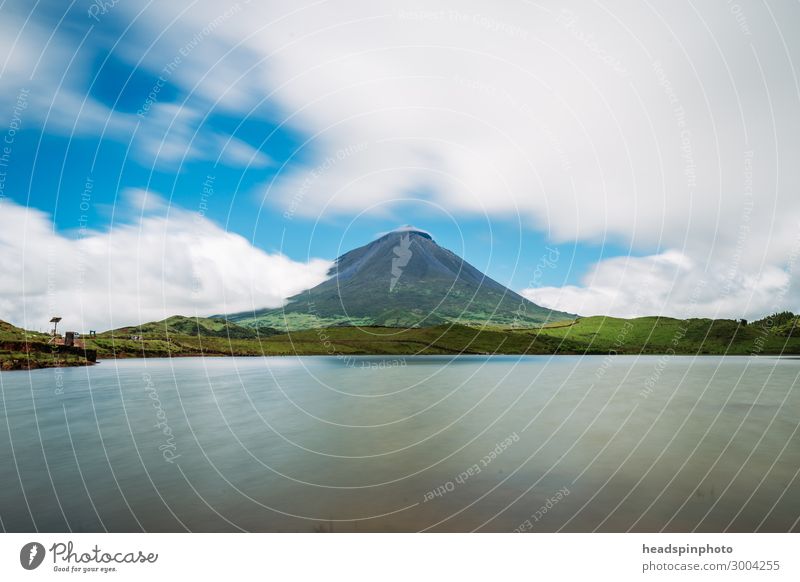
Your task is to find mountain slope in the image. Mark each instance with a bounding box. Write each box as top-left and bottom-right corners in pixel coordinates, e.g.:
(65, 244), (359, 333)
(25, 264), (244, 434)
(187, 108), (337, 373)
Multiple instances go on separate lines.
(229, 227), (573, 330)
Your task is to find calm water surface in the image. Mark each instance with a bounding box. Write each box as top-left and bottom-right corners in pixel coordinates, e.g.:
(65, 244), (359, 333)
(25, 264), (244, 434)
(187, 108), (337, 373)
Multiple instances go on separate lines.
(1, 355), (798, 532)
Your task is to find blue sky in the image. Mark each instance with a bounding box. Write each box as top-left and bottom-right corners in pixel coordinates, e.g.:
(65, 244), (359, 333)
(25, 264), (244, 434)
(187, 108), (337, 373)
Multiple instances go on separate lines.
(1, 1), (798, 330)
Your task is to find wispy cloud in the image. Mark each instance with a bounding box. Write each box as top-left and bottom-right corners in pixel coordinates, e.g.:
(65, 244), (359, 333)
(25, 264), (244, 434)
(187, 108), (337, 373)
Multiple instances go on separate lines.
(523, 249), (800, 320)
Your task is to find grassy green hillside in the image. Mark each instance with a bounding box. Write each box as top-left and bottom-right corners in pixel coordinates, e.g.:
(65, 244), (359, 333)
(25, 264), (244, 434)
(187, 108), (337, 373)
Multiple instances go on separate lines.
(2, 312), (799, 370)
(0, 320), (48, 342)
(83, 315), (281, 359)
(77, 313), (800, 359)
(105, 315), (280, 339)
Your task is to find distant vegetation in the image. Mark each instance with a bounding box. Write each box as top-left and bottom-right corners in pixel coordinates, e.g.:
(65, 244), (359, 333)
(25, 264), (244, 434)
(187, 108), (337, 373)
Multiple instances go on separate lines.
(749, 311), (799, 336)
(106, 315), (281, 340)
(2, 312), (799, 370)
(530, 315), (799, 355)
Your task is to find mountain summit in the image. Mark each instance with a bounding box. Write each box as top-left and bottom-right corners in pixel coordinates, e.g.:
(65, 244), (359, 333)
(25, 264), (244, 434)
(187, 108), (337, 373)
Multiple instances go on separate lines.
(229, 228), (572, 330)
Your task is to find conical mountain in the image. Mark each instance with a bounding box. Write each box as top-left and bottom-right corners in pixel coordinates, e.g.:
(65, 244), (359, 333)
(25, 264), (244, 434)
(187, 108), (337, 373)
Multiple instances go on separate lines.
(229, 227), (572, 330)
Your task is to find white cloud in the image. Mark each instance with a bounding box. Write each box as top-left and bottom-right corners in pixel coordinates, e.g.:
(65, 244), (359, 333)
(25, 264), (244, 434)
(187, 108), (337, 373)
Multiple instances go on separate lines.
(0, 199), (331, 332)
(216, 135), (272, 168)
(133, 103), (272, 169)
(523, 248), (800, 320)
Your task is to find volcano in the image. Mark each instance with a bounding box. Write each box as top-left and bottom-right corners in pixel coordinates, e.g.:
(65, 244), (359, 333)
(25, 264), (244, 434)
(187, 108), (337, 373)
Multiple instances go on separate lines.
(229, 227), (572, 330)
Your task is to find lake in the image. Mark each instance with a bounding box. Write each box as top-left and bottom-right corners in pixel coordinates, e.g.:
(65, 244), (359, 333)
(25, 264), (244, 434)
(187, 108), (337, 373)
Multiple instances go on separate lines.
(0, 355), (798, 532)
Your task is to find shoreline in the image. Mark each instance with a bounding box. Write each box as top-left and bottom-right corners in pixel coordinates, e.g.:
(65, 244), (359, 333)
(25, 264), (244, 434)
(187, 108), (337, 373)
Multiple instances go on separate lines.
(3, 315), (798, 371)
(3, 350), (799, 372)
